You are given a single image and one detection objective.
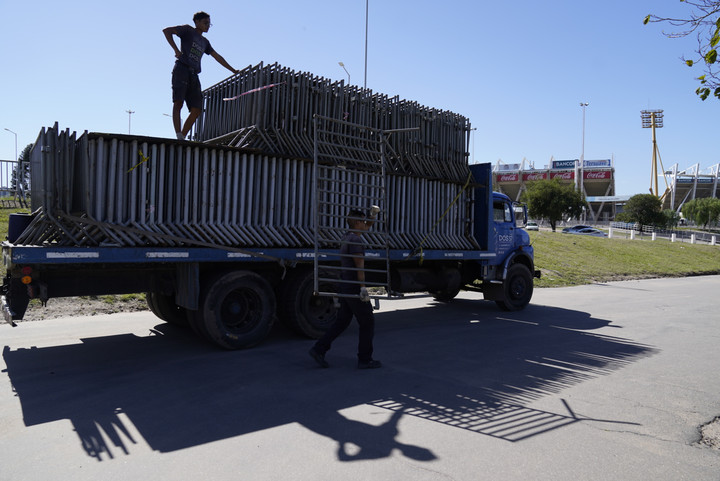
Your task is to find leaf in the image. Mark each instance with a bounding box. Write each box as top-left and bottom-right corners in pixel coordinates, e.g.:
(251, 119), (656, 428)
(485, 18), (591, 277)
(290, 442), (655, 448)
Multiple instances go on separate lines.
(686, 59), (694, 67)
(714, 87), (720, 99)
(643, 15), (651, 25)
(705, 49), (717, 64)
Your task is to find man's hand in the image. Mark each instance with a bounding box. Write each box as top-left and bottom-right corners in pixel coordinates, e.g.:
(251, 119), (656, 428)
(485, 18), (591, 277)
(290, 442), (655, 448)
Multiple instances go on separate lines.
(360, 287), (370, 302)
(369, 205), (380, 217)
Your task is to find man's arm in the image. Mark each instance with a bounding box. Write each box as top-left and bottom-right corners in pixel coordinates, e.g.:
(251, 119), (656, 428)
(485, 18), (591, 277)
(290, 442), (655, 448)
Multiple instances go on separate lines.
(209, 51), (240, 74)
(162, 27), (182, 59)
(353, 256), (365, 287)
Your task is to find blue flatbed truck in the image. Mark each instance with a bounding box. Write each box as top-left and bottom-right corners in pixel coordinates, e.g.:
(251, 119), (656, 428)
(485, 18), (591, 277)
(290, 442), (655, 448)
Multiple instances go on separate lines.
(2, 158), (539, 350)
(1, 73), (540, 349)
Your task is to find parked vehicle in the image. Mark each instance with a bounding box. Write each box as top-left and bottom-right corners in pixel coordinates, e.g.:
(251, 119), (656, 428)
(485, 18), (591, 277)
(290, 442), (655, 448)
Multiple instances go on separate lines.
(526, 221), (539, 231)
(1, 65), (540, 349)
(562, 227), (607, 237)
(561, 224), (592, 233)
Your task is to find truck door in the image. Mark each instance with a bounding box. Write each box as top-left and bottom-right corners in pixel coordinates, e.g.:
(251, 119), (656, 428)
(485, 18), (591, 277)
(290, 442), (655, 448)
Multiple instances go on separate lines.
(493, 199), (515, 260)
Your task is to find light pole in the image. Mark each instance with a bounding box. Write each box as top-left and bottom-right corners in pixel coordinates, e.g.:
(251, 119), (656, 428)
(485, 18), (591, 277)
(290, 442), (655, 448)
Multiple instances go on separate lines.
(579, 102), (589, 162)
(4, 128), (17, 162)
(641, 109), (664, 197)
(364, 0), (368, 89)
(338, 62), (350, 84)
(126, 109), (135, 134)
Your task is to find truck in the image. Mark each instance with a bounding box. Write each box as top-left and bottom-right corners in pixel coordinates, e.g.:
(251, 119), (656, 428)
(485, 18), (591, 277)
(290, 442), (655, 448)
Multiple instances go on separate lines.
(1, 62), (540, 349)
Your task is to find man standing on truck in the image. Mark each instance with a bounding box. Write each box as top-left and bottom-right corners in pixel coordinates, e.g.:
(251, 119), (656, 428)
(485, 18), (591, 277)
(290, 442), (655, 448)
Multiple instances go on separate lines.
(309, 207), (382, 369)
(163, 11), (240, 140)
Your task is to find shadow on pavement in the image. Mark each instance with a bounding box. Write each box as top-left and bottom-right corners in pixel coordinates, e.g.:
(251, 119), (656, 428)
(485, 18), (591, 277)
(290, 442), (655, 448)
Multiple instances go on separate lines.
(1, 299), (657, 461)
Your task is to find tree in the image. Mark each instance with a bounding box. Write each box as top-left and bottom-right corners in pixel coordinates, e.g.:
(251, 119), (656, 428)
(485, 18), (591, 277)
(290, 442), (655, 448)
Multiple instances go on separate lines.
(644, 1), (720, 101)
(11, 143), (32, 197)
(660, 209), (682, 229)
(682, 197), (720, 228)
(521, 179), (586, 232)
(621, 194), (665, 229)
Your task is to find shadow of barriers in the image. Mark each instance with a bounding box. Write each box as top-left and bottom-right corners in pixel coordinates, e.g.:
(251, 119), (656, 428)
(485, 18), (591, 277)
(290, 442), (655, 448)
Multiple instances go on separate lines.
(1, 299), (656, 461)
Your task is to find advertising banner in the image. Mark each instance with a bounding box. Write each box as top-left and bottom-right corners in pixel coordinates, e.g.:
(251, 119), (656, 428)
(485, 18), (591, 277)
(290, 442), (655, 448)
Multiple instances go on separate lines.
(552, 160), (577, 169)
(583, 159), (611, 168)
(583, 170), (612, 180)
(550, 171), (574, 180)
(496, 173), (519, 183)
(522, 172), (548, 181)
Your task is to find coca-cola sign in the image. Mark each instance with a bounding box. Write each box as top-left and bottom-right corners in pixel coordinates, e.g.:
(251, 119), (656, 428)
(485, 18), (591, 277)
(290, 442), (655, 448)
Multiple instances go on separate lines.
(551, 171), (574, 180)
(496, 173), (519, 183)
(584, 170), (611, 180)
(523, 172), (547, 181)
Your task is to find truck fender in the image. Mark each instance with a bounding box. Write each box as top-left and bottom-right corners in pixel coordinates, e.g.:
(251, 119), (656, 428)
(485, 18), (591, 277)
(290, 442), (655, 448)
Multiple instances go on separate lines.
(499, 250), (534, 281)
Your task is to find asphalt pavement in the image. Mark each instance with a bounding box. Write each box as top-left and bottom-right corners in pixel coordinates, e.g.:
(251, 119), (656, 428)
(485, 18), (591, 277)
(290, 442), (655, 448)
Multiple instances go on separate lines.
(1, 276), (719, 480)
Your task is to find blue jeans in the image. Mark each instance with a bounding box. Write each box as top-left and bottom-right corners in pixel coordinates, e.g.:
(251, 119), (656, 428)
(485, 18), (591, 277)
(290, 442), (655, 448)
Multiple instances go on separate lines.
(314, 297), (375, 362)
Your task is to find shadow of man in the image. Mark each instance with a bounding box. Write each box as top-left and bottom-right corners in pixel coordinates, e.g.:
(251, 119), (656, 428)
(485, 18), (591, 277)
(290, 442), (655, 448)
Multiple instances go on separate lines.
(304, 408), (436, 462)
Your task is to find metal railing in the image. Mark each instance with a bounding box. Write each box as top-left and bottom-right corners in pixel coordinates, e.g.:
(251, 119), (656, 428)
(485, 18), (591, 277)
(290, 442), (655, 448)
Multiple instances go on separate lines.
(194, 62), (472, 183)
(0, 159), (28, 208)
(16, 123), (478, 252)
(313, 116), (390, 297)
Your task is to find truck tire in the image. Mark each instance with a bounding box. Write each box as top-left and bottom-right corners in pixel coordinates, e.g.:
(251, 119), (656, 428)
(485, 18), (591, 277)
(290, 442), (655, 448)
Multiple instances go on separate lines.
(430, 287), (460, 303)
(198, 271), (276, 349)
(146, 292), (189, 327)
(495, 264), (533, 311)
(279, 268), (337, 339)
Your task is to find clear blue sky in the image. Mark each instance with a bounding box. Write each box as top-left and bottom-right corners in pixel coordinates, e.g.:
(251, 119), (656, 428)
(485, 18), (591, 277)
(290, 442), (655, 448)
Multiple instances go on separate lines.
(1, 0), (717, 196)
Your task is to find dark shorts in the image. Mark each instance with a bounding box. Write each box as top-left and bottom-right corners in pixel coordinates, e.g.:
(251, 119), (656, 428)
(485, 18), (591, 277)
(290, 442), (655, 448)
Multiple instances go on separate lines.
(172, 62), (203, 110)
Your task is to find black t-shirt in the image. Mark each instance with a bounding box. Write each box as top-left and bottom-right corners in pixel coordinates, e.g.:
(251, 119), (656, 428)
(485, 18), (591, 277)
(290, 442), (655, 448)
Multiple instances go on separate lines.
(339, 231), (364, 294)
(174, 24), (215, 73)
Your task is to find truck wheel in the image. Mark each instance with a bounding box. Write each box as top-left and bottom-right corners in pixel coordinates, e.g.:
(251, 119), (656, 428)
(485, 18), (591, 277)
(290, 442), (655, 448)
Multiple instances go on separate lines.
(430, 287), (460, 303)
(279, 268), (337, 339)
(146, 292), (189, 327)
(199, 271), (276, 349)
(495, 264), (533, 311)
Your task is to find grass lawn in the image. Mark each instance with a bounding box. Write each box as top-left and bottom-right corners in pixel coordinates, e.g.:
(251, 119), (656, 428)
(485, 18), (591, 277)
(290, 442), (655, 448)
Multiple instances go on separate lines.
(530, 229), (720, 288)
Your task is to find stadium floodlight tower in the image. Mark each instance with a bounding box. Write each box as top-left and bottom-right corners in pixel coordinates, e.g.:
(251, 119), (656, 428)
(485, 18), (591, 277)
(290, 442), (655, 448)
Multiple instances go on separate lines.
(641, 109), (665, 197)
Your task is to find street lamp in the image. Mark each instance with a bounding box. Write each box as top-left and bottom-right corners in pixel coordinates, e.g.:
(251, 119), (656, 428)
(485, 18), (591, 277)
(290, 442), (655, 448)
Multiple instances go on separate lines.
(579, 102), (589, 162)
(126, 109), (135, 134)
(338, 62), (350, 84)
(4, 128), (17, 162)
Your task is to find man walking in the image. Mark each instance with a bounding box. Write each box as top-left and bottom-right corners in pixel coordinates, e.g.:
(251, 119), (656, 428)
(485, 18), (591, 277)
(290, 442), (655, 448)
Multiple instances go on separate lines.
(163, 11), (239, 140)
(309, 206), (382, 369)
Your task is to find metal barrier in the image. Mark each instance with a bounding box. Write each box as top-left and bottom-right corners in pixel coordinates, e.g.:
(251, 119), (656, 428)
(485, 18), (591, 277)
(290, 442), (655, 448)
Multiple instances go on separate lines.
(194, 62), (472, 183)
(17, 123), (478, 251)
(313, 116), (390, 297)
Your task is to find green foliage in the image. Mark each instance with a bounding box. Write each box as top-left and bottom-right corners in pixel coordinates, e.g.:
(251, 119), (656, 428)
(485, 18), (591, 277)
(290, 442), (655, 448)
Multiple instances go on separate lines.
(682, 197), (720, 228)
(622, 194), (664, 228)
(660, 209), (682, 229)
(646, 1), (720, 101)
(11, 143), (32, 192)
(521, 179), (587, 232)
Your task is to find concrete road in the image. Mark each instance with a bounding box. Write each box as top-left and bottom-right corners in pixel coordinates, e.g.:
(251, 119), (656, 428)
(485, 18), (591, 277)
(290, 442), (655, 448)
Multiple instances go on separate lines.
(1, 276), (719, 480)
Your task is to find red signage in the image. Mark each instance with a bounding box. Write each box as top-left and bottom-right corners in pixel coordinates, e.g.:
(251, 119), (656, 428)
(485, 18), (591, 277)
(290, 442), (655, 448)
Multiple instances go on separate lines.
(583, 170), (612, 180)
(550, 171), (574, 180)
(522, 172), (547, 181)
(496, 173), (519, 183)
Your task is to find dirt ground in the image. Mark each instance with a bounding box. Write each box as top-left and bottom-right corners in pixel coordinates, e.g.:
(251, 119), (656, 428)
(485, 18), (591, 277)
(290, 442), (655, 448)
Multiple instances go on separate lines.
(20, 296), (150, 322)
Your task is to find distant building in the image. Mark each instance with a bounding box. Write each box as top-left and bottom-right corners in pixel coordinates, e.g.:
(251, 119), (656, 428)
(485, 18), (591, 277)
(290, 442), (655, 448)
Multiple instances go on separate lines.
(662, 163), (720, 212)
(491, 158), (619, 222)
